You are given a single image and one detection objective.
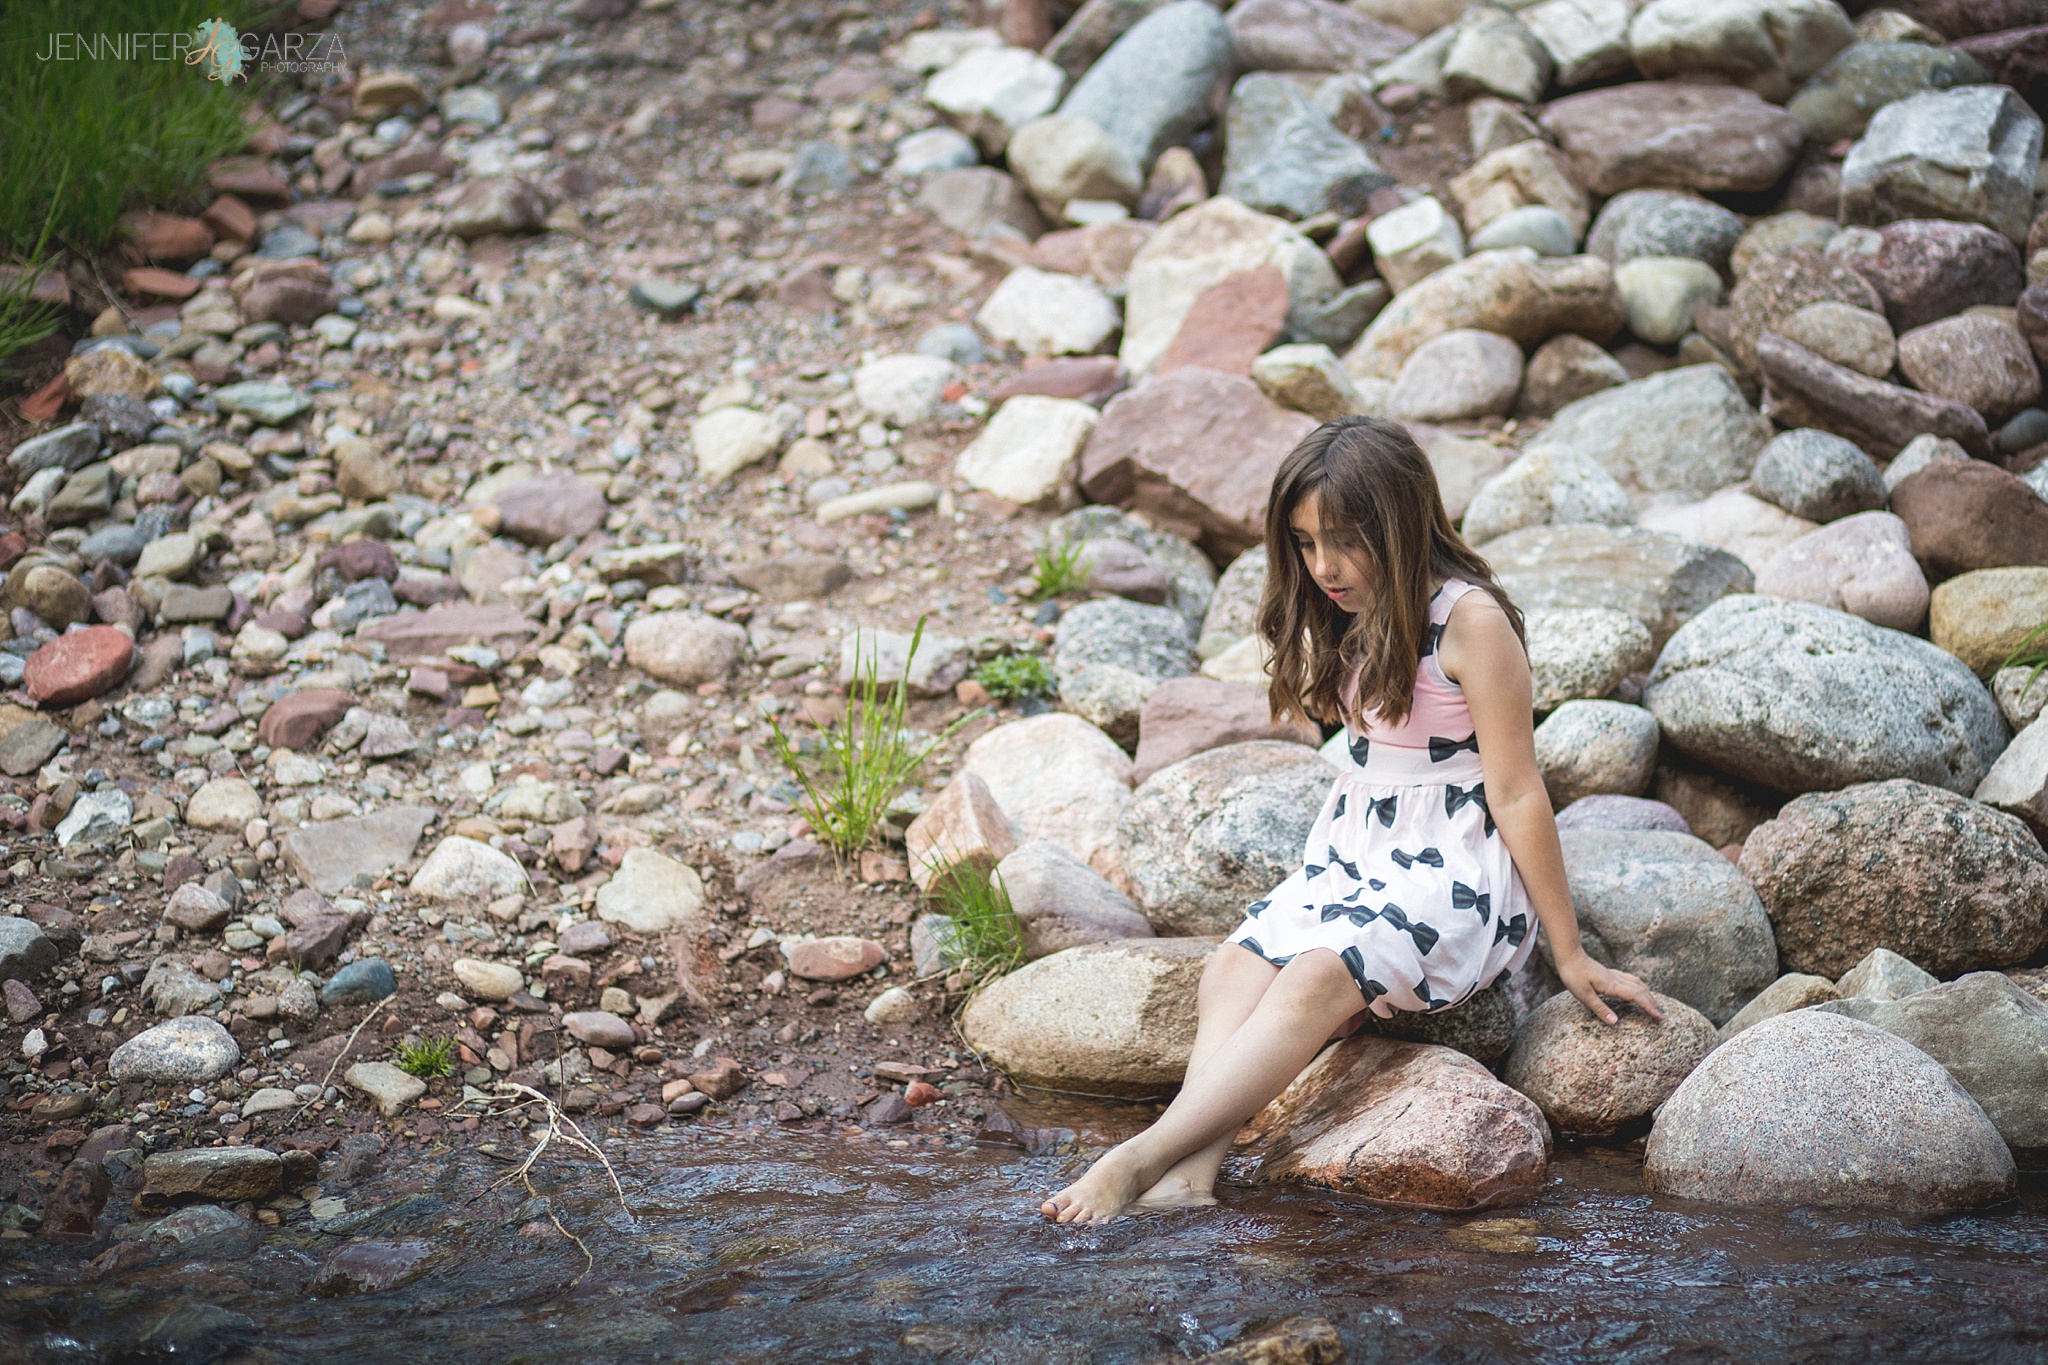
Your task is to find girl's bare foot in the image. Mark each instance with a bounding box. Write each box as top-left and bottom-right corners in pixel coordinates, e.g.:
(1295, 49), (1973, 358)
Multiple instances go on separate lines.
(1041, 1147), (1151, 1225)
(1130, 1172), (1217, 1212)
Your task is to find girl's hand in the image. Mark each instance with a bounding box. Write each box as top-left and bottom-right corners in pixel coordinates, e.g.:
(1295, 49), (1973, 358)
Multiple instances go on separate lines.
(1554, 953), (1663, 1026)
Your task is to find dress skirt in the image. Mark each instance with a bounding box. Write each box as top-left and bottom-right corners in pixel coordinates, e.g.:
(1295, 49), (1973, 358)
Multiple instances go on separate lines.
(1224, 732), (1537, 1017)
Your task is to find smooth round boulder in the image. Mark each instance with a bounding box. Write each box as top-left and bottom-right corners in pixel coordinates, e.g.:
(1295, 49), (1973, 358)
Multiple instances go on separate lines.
(1118, 740), (1334, 936)
(1644, 1010), (2016, 1213)
(1643, 594), (2008, 796)
(1524, 606), (1655, 710)
(1555, 828), (1779, 1025)
(1502, 989), (1715, 1137)
(1747, 428), (1886, 524)
(1753, 511), (1929, 633)
(1386, 328), (1526, 422)
(109, 1016), (241, 1083)
(1928, 566), (2048, 676)
(1896, 313), (2040, 424)
(1739, 779), (2048, 980)
(959, 937), (1216, 1096)
(1586, 189), (1744, 273)
(1533, 700), (1658, 806)
(1889, 459), (2048, 579)
(1553, 793), (1691, 834)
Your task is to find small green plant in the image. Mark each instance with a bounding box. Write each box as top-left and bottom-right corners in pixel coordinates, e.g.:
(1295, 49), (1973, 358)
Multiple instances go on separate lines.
(767, 618), (972, 859)
(1995, 619), (2048, 697)
(929, 861), (1025, 983)
(972, 653), (1054, 700)
(0, 175), (64, 376)
(1030, 537), (1088, 598)
(394, 1035), (456, 1079)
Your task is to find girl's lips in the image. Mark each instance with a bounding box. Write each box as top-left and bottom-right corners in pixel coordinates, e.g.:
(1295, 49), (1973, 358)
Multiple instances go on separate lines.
(1325, 587), (1347, 600)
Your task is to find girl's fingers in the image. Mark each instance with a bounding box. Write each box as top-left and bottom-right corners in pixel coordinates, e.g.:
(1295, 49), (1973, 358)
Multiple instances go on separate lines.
(1575, 986), (1618, 1025)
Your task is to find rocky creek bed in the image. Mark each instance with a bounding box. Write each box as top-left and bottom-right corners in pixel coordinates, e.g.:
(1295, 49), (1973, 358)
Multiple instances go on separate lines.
(6, 0), (2048, 1354)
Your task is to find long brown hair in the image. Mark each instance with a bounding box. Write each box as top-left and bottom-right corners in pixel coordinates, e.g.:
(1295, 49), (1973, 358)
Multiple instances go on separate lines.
(1259, 417), (1524, 730)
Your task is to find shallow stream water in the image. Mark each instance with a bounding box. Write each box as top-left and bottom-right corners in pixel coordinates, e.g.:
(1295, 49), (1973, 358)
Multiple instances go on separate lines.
(6, 1099), (2048, 1364)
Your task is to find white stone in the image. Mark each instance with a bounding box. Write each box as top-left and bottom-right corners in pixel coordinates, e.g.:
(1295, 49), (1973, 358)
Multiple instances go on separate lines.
(1251, 344), (1371, 422)
(690, 407), (784, 483)
(924, 46), (1067, 154)
(1615, 255), (1722, 346)
(959, 713), (1135, 884)
(595, 847), (706, 934)
(346, 1060), (428, 1116)
(108, 1016), (240, 1083)
(410, 836), (528, 901)
(1522, 0), (1635, 87)
(890, 27), (1002, 73)
(1637, 487), (1818, 578)
(453, 958), (524, 1001)
(974, 267), (1120, 356)
(853, 354), (959, 426)
(953, 395), (1097, 508)
(890, 126), (980, 177)
(1006, 115), (1141, 216)
(185, 777), (261, 831)
(1367, 196), (1466, 294)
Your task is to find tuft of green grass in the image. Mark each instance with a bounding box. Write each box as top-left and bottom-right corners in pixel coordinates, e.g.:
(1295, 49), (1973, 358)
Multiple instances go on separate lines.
(0, 1), (265, 257)
(929, 861), (1025, 983)
(767, 618), (973, 859)
(394, 1036), (456, 1079)
(1997, 619), (2048, 695)
(1029, 538), (1088, 599)
(0, 189), (63, 379)
(973, 653), (1054, 700)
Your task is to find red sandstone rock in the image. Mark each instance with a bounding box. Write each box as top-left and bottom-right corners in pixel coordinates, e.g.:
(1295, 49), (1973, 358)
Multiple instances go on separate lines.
(23, 627), (133, 707)
(785, 935), (887, 981)
(1154, 265), (1290, 378)
(256, 688), (354, 751)
(121, 212), (213, 263)
(122, 268), (201, 302)
(1132, 676), (1319, 783)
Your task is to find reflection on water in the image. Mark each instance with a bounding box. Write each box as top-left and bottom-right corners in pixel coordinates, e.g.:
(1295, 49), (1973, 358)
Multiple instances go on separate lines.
(5, 1105), (2048, 1364)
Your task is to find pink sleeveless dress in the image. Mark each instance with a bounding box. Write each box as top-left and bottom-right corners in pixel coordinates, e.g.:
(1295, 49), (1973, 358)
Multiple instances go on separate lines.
(1225, 580), (1537, 1016)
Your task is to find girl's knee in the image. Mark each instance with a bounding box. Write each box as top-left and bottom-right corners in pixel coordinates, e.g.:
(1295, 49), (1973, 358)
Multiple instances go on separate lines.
(1276, 948), (1361, 1006)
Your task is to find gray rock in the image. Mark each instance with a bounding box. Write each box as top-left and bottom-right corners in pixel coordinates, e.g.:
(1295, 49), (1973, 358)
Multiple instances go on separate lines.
(1292, 280), (1390, 349)
(1555, 828), (1779, 1024)
(1789, 41), (1990, 146)
(142, 959), (222, 1017)
(142, 1147), (282, 1202)
(996, 838), (1154, 959)
(1219, 73), (1392, 222)
(916, 323), (985, 366)
(211, 381), (311, 425)
(1460, 444), (1633, 545)
(1118, 740), (1333, 936)
(1525, 606), (1655, 710)
(1644, 595), (2009, 795)
(1197, 544), (1267, 661)
(1818, 972), (2048, 1152)
(78, 522), (150, 565)
(1533, 700), (1658, 806)
(346, 1061), (427, 1118)
(1487, 524), (1754, 650)
(1369, 972), (1516, 1067)
(408, 835), (527, 902)
(1585, 189), (1744, 274)
(959, 937), (1216, 1095)
(1992, 665), (2048, 732)
(1554, 794), (1692, 834)
(1748, 428), (1888, 523)
(1059, 0), (1234, 174)
(283, 806), (435, 896)
(1048, 505), (1216, 636)
(0, 916), (56, 982)
(1715, 970), (1840, 1041)
(1836, 946), (1937, 1001)
(1523, 365), (1773, 503)
(911, 912), (968, 977)
(1740, 779), (2048, 980)
(779, 141), (854, 197)
(1645, 1009), (2015, 1212)
(7, 422), (101, 477)
(1502, 988), (1717, 1136)
(1840, 85), (2043, 245)
(1467, 206), (1577, 257)
(109, 1016), (240, 1082)
(1052, 596), (1195, 746)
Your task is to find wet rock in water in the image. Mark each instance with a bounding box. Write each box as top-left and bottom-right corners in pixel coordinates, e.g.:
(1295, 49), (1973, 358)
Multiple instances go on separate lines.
(1836, 946), (1939, 1002)
(1186, 1316), (1345, 1365)
(1118, 740), (1333, 936)
(0, 916), (56, 982)
(1219, 72), (1392, 222)
(1645, 596), (2007, 796)
(961, 937), (1215, 1095)
(1486, 524), (1752, 650)
(284, 806), (435, 896)
(1740, 779), (2048, 980)
(1556, 829), (1778, 1025)
(1753, 515), (1925, 638)
(1237, 1036), (1550, 1210)
(1716, 971), (1840, 1041)
(1644, 1010), (2015, 1212)
(785, 936), (887, 981)
(1523, 607), (1655, 711)
(595, 848), (705, 934)
(1369, 974), (1517, 1067)
(906, 771), (1016, 893)
(1532, 700), (1658, 806)
(1058, 0), (1234, 172)
(1839, 85), (2041, 245)
(411, 836), (527, 902)
(996, 838), (1153, 958)
(309, 1239), (433, 1296)
(624, 612), (748, 687)
(1554, 794), (1692, 835)
(109, 1016), (240, 1083)
(1891, 460), (2048, 577)
(1344, 248), (1622, 382)
(1052, 596), (1195, 746)
(1539, 82), (1802, 196)
(141, 1147), (283, 1204)
(1502, 989), (1715, 1136)
(345, 1061), (427, 1117)
(961, 713), (1137, 884)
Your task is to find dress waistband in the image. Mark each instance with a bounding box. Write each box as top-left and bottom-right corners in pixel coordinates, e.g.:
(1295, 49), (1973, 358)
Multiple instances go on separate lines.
(1329, 732), (1486, 785)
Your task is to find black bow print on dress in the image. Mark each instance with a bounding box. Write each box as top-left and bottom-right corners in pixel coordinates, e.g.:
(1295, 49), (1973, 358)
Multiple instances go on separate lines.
(1444, 782), (1495, 835)
(1390, 846), (1443, 871)
(1238, 936), (1295, 967)
(1377, 904), (1439, 955)
(1429, 733), (1479, 763)
(1332, 793), (1346, 820)
(1349, 733), (1371, 767)
(1320, 903), (1372, 927)
(1421, 621), (1445, 657)
(1494, 913), (1528, 947)
(1244, 898), (1270, 919)
(1412, 974), (1454, 1011)
(1340, 946), (1388, 1005)
(1451, 881), (1490, 922)
(1366, 795), (1398, 827)
(1325, 846), (1360, 880)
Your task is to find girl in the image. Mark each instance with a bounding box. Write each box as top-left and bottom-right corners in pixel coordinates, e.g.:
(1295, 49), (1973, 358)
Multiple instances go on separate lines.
(1044, 417), (1661, 1225)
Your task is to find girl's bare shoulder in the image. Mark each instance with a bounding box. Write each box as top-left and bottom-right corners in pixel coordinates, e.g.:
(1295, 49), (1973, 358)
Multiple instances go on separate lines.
(1439, 587), (1523, 680)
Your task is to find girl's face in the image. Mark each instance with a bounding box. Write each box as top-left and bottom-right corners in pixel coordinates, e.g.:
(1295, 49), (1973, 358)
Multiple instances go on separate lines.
(1289, 490), (1373, 610)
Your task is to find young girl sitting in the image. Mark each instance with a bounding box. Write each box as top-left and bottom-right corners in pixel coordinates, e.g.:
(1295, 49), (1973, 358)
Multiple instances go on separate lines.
(1043, 416), (1662, 1225)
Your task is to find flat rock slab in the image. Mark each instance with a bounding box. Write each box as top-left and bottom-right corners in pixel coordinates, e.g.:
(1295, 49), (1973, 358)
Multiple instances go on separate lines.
(355, 602), (533, 663)
(282, 806), (435, 895)
(1237, 1035), (1551, 1211)
(142, 1148), (283, 1204)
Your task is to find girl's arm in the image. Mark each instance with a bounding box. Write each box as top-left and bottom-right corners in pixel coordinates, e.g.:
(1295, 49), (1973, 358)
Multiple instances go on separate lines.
(1439, 592), (1663, 1026)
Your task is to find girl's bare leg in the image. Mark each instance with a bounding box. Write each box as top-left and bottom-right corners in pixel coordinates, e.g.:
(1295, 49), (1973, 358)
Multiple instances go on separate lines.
(1129, 945), (1280, 1210)
(1041, 949), (1365, 1225)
